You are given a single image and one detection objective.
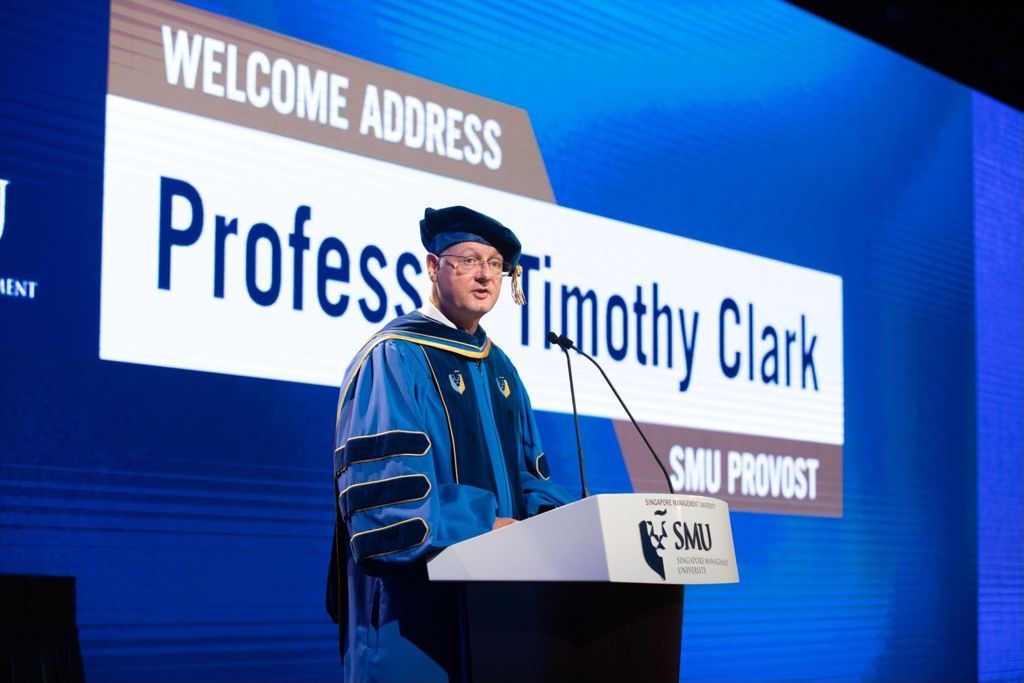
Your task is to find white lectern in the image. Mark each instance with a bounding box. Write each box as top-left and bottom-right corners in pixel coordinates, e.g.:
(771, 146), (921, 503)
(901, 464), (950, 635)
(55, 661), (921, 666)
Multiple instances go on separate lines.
(428, 493), (738, 682)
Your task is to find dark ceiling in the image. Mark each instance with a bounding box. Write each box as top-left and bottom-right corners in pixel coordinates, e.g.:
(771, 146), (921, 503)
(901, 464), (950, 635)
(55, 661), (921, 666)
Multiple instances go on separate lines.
(785, 0), (1023, 111)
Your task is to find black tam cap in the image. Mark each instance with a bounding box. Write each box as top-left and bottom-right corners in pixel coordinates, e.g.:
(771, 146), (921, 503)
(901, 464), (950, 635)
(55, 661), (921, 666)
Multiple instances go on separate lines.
(419, 206), (522, 269)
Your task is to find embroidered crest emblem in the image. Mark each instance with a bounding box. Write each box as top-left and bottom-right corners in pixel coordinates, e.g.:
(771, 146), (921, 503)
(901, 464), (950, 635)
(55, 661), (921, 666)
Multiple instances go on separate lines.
(496, 376), (511, 398)
(448, 370), (465, 394)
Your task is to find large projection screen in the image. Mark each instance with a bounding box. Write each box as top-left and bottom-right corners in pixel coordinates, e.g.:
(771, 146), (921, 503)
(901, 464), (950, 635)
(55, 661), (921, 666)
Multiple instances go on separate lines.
(1, 1), (1021, 681)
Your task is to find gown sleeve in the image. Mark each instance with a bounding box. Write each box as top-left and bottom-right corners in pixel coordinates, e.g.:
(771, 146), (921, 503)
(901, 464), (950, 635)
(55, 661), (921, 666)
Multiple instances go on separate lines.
(334, 340), (498, 565)
(512, 366), (578, 516)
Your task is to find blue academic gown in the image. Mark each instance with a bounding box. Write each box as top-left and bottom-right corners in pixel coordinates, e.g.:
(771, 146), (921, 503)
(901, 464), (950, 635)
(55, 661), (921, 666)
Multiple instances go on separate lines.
(327, 311), (574, 683)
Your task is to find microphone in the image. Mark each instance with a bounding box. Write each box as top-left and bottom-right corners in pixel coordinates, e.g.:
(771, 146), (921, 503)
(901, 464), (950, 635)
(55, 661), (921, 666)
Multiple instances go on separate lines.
(547, 331), (589, 499)
(557, 334), (674, 494)
(549, 332), (573, 351)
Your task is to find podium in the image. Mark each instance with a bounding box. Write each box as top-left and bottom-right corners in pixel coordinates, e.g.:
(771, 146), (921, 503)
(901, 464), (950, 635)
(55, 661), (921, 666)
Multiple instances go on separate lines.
(428, 493), (738, 683)
(0, 576), (86, 683)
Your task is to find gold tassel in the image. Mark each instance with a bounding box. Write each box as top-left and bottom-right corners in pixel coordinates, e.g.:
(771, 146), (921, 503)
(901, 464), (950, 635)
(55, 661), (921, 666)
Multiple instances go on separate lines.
(510, 265), (526, 305)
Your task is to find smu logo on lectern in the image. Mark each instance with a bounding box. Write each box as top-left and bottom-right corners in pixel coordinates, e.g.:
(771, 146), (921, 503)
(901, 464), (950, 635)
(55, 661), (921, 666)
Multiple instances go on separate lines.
(639, 509), (670, 579)
(639, 509), (715, 580)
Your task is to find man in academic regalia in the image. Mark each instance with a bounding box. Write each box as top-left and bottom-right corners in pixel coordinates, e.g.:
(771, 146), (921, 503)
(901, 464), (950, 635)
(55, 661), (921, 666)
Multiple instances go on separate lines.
(326, 206), (574, 683)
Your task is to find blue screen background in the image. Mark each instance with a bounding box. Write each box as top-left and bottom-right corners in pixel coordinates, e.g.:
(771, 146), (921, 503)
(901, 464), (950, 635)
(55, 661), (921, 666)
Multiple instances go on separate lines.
(1, 1), (1020, 681)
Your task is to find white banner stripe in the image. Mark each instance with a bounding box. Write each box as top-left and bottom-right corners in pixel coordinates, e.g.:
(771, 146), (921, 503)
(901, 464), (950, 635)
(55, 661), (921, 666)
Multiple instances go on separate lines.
(101, 96), (844, 445)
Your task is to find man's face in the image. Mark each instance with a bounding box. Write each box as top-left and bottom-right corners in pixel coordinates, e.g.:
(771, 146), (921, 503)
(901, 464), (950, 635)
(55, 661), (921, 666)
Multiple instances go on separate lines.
(427, 241), (504, 332)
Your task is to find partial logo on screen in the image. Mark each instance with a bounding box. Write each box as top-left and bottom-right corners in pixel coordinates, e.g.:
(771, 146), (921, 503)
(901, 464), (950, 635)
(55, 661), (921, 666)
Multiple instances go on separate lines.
(0, 178), (8, 241)
(0, 177), (41, 301)
(638, 509), (669, 580)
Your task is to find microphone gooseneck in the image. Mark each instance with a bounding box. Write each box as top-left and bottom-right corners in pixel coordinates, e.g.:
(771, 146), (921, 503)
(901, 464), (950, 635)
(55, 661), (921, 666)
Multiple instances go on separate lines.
(558, 334), (674, 494)
(547, 330), (589, 499)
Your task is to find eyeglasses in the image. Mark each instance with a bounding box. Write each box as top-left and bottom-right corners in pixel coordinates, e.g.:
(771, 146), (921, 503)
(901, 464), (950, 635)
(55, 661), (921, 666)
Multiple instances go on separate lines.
(438, 252), (512, 277)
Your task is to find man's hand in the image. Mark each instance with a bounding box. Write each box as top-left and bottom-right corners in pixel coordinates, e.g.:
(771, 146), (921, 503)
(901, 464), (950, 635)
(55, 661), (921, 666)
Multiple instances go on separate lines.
(493, 517), (517, 530)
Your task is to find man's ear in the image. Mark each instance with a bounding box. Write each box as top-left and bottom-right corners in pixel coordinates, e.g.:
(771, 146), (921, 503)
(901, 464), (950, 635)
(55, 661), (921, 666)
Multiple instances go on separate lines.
(426, 253), (439, 283)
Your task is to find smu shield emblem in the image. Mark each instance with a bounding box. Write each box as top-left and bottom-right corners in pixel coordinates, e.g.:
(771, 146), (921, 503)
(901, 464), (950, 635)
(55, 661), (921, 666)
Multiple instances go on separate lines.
(638, 509), (669, 580)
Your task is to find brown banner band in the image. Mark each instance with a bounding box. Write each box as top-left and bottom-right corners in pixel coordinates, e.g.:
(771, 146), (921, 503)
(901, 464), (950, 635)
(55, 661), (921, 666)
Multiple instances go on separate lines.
(108, 0), (555, 201)
(613, 421), (843, 517)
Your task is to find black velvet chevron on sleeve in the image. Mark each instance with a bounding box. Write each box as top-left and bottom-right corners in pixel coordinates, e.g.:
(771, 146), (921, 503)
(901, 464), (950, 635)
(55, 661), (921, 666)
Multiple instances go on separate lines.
(335, 430), (430, 474)
(350, 518), (429, 562)
(339, 474), (431, 518)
